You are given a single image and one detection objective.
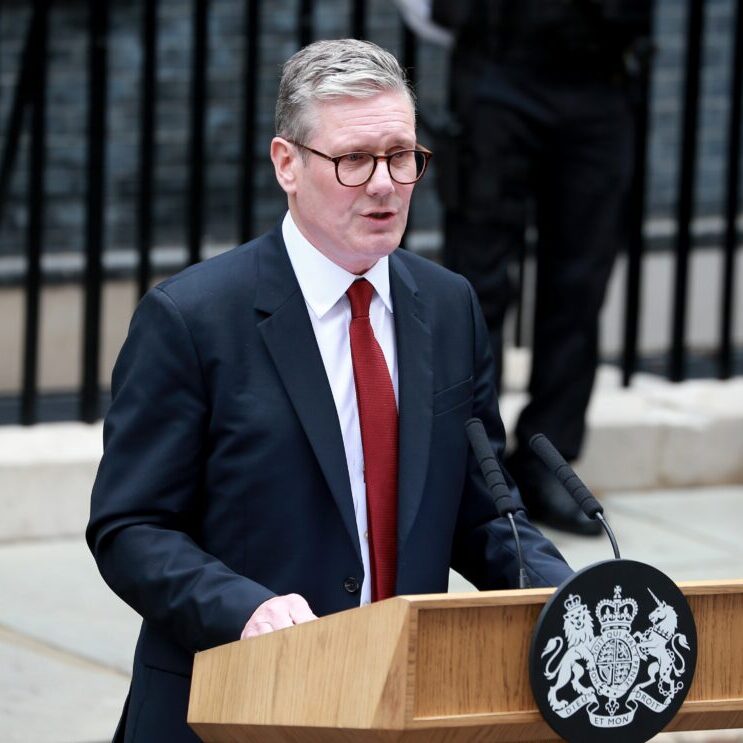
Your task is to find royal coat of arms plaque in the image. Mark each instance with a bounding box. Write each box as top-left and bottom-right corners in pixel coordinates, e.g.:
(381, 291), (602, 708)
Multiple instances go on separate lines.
(529, 559), (697, 743)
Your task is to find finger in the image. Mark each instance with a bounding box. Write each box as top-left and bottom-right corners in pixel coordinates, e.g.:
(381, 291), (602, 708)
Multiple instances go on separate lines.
(258, 600), (296, 630)
(262, 595), (311, 627)
(286, 594), (317, 624)
(241, 594), (315, 641)
(266, 611), (295, 631)
(241, 620), (274, 639)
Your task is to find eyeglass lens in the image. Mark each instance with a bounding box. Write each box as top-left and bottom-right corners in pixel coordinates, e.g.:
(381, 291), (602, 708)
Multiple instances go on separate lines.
(337, 151), (426, 186)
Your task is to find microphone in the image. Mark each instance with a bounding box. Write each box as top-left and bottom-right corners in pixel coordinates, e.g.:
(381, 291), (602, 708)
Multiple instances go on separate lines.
(528, 433), (620, 559)
(465, 418), (517, 517)
(465, 418), (531, 588)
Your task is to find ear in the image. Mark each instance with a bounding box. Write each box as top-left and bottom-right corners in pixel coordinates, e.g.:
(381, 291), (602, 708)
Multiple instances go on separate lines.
(271, 137), (300, 195)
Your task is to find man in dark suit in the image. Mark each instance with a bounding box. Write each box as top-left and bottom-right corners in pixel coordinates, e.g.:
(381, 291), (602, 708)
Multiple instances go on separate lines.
(428, 0), (649, 535)
(88, 38), (572, 742)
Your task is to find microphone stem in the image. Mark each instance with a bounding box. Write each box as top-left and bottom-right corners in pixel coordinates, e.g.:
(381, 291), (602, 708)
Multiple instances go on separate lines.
(508, 512), (531, 588)
(597, 513), (621, 559)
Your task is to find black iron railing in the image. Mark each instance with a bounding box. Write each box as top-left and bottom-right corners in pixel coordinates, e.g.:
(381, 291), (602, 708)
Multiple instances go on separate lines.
(0, 0), (741, 425)
(19, 0), (49, 426)
(722, 0), (743, 380)
(670, 0), (704, 383)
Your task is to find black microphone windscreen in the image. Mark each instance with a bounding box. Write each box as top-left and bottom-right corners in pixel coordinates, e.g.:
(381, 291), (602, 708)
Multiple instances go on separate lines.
(528, 433), (603, 518)
(465, 418), (516, 517)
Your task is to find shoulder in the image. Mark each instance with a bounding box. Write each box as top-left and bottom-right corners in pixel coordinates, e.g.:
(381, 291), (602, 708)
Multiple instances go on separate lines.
(392, 248), (470, 292)
(158, 230), (275, 295)
(151, 228), (283, 315)
(391, 248), (475, 309)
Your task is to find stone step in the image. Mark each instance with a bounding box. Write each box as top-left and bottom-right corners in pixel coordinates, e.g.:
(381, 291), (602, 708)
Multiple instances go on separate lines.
(2, 362), (742, 541)
(0, 422), (101, 542)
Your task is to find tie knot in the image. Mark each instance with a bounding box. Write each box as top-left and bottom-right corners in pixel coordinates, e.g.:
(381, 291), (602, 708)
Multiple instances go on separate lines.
(346, 278), (374, 319)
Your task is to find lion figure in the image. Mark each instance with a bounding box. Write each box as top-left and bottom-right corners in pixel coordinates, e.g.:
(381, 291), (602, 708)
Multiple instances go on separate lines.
(541, 597), (596, 711)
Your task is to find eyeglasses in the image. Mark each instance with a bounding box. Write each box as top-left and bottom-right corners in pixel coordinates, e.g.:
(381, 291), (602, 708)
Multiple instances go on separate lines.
(287, 140), (433, 187)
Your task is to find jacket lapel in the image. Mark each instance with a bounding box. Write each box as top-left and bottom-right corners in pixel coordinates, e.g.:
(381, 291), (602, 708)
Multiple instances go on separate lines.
(390, 253), (433, 552)
(254, 229), (361, 562)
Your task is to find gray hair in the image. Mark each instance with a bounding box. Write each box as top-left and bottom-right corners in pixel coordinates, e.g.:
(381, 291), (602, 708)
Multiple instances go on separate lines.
(275, 39), (416, 145)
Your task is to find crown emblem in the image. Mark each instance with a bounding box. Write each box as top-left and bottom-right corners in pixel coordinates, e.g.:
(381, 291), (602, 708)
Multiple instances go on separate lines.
(595, 585), (638, 631)
(562, 593), (585, 619)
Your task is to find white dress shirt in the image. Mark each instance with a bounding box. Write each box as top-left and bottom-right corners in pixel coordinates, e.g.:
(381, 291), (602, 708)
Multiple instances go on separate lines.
(282, 211), (399, 606)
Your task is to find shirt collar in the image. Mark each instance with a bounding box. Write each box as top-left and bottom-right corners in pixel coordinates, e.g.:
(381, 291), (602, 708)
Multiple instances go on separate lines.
(281, 211), (393, 320)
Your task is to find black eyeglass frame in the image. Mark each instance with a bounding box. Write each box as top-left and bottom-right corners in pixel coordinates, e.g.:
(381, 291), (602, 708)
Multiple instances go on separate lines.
(286, 139), (433, 187)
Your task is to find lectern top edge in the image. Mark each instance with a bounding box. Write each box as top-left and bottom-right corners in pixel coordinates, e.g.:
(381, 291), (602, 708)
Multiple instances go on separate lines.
(397, 578), (743, 608)
(396, 588), (555, 608)
(677, 578), (743, 594)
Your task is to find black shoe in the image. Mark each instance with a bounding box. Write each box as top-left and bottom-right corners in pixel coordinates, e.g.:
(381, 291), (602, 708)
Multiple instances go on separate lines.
(505, 449), (602, 537)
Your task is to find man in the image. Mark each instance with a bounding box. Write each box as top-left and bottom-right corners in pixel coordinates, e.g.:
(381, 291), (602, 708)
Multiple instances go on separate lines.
(88, 39), (571, 742)
(425, 1), (650, 534)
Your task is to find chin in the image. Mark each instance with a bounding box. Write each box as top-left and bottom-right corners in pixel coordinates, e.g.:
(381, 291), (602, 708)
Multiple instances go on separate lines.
(364, 240), (399, 260)
(368, 229), (404, 250)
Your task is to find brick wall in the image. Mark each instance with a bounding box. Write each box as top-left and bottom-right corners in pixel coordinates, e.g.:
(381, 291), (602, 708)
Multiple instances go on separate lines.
(647, 0), (735, 218)
(0, 0), (737, 260)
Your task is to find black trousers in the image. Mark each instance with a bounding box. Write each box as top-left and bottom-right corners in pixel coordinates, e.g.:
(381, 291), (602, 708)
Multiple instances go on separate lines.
(443, 64), (634, 460)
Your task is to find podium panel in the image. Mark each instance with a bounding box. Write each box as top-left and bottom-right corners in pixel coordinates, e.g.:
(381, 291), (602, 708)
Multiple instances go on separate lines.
(188, 580), (743, 742)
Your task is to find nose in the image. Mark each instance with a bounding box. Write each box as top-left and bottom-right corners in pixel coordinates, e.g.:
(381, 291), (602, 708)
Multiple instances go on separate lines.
(365, 158), (395, 197)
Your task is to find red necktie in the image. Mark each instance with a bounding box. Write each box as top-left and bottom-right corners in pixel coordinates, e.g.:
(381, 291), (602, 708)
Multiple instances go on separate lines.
(347, 279), (398, 602)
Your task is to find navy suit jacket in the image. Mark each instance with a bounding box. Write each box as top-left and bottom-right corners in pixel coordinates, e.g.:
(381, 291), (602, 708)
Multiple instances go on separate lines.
(87, 225), (571, 741)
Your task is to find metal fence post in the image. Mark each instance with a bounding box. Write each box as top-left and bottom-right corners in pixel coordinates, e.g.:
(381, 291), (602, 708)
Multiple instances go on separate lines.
(720, 0), (743, 379)
(20, 0), (50, 425)
(80, 0), (109, 423)
(137, 0), (158, 298)
(669, 0), (704, 382)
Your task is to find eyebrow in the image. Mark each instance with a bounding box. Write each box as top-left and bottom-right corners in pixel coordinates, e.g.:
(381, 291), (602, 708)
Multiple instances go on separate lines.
(334, 139), (417, 154)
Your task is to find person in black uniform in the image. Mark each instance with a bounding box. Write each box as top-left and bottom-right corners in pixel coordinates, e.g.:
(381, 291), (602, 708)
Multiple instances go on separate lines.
(430, 0), (652, 535)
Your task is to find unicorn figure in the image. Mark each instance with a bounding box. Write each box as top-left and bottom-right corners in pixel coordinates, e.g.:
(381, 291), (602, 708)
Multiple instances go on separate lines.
(633, 588), (690, 699)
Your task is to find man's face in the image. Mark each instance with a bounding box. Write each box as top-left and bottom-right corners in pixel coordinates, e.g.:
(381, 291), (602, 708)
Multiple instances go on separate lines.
(272, 91), (417, 274)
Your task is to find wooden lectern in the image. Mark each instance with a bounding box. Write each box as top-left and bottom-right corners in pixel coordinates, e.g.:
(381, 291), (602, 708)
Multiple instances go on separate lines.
(188, 580), (743, 742)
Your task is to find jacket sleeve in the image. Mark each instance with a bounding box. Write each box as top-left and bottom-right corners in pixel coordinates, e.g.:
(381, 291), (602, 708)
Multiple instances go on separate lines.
(450, 280), (574, 589)
(86, 287), (275, 653)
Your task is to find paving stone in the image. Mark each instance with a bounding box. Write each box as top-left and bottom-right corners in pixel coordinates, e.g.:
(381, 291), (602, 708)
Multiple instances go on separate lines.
(0, 628), (128, 743)
(0, 538), (140, 674)
(604, 487), (743, 561)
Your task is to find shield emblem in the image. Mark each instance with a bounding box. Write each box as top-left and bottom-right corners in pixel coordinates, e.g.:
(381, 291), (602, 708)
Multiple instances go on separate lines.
(590, 632), (640, 698)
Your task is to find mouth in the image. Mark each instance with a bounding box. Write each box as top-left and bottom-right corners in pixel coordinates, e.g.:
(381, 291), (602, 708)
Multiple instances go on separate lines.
(362, 210), (397, 223)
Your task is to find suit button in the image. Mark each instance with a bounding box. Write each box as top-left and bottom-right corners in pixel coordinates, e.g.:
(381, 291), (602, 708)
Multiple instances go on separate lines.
(343, 577), (360, 594)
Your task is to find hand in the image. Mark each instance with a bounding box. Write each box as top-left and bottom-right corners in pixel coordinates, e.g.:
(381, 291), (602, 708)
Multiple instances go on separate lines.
(240, 593), (317, 639)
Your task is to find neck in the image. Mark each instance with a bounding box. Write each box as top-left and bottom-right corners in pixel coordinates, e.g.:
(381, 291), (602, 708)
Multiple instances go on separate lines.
(287, 205), (380, 275)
